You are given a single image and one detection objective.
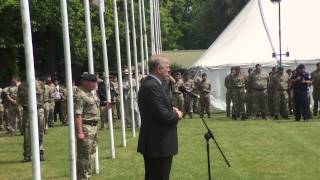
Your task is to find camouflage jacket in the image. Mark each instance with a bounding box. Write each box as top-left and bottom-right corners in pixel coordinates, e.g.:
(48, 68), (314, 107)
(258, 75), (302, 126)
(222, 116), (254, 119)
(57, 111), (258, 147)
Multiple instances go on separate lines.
(311, 70), (320, 89)
(249, 70), (269, 90)
(199, 80), (211, 95)
(17, 80), (45, 109)
(272, 72), (289, 90)
(74, 86), (100, 122)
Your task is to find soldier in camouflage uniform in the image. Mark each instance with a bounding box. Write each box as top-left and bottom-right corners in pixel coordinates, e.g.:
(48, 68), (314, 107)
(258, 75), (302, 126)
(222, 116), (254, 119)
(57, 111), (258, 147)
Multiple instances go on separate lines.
(230, 66), (246, 120)
(60, 84), (68, 126)
(74, 74), (111, 180)
(18, 79), (45, 162)
(311, 63), (320, 116)
(46, 77), (56, 127)
(248, 64), (269, 119)
(272, 66), (290, 119)
(199, 73), (212, 118)
(245, 68), (253, 118)
(183, 74), (195, 118)
(0, 88), (4, 131)
(43, 80), (52, 133)
(268, 67), (277, 117)
(4, 77), (22, 135)
(224, 67), (234, 118)
(172, 72), (184, 111)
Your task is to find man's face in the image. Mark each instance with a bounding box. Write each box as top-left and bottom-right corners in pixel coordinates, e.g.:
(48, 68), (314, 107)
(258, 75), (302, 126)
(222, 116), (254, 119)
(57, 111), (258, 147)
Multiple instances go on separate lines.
(157, 62), (170, 80)
(202, 75), (207, 81)
(235, 68), (240, 75)
(83, 81), (97, 91)
(256, 65), (262, 73)
(174, 74), (181, 81)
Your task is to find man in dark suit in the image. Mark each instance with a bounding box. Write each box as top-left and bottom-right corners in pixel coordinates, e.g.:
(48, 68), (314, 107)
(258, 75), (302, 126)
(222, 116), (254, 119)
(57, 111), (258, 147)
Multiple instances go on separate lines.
(138, 55), (183, 180)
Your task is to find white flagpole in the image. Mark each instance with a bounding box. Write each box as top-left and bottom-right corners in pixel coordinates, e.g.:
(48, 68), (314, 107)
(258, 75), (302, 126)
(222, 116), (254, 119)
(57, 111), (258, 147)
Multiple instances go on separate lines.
(60, 0), (77, 179)
(84, 0), (99, 173)
(83, 0), (94, 74)
(113, 0), (127, 147)
(149, 0), (156, 55)
(142, 0), (149, 75)
(138, 0), (145, 79)
(130, 0), (141, 128)
(124, 0), (136, 137)
(98, 0), (116, 159)
(155, 0), (161, 54)
(153, 0), (159, 54)
(20, 0), (41, 179)
(158, 0), (162, 54)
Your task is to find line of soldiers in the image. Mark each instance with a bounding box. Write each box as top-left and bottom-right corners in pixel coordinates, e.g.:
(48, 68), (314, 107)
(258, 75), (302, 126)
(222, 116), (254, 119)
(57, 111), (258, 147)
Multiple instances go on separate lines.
(225, 63), (319, 121)
(162, 72), (212, 119)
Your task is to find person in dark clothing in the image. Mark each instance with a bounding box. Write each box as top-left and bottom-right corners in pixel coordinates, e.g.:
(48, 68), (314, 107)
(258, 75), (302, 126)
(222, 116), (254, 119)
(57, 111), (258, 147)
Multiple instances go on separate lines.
(138, 55), (183, 180)
(290, 64), (312, 121)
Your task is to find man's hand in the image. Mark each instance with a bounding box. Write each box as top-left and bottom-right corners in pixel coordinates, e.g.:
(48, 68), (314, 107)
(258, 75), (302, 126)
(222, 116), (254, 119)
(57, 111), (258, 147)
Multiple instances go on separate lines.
(173, 107), (183, 120)
(77, 132), (85, 141)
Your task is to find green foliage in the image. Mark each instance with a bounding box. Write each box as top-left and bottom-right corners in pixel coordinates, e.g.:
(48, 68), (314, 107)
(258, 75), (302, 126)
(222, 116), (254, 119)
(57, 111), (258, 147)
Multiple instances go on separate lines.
(0, 0), (249, 83)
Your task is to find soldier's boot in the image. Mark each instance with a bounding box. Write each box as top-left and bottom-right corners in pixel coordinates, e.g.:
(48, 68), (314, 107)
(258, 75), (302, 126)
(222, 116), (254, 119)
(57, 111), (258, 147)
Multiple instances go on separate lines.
(262, 114), (267, 120)
(282, 115), (290, 119)
(241, 113), (246, 120)
(189, 113), (193, 119)
(231, 114), (237, 120)
(207, 113), (211, 118)
(313, 111), (317, 116)
(40, 150), (45, 161)
(274, 115), (279, 120)
(23, 156), (31, 163)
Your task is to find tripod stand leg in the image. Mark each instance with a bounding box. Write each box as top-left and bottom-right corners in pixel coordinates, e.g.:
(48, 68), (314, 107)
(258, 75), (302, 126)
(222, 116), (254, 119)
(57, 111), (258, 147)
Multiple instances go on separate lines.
(207, 139), (211, 180)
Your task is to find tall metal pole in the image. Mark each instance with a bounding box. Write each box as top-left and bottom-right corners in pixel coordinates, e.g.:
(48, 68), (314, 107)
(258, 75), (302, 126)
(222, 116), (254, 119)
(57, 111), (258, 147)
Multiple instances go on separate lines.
(131, 0), (140, 91)
(84, 0), (100, 173)
(138, 0), (145, 79)
(278, 1), (282, 66)
(84, 0), (94, 73)
(98, 0), (116, 159)
(60, 0), (77, 179)
(157, 0), (162, 54)
(20, 0), (41, 179)
(142, 0), (149, 75)
(113, 0), (127, 147)
(124, 0), (136, 137)
(149, 0), (156, 55)
(131, 0), (141, 127)
(154, 0), (160, 54)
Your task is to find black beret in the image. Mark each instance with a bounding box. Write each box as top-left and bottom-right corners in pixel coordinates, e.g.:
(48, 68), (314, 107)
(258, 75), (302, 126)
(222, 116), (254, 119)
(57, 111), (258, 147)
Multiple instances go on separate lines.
(81, 73), (97, 82)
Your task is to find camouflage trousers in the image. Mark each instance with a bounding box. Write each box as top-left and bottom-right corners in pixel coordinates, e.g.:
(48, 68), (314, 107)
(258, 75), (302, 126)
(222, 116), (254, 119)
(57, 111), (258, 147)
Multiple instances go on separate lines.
(61, 101), (67, 125)
(44, 102), (51, 131)
(245, 91), (253, 117)
(100, 106), (107, 129)
(77, 124), (98, 180)
(200, 94), (211, 118)
(231, 88), (245, 117)
(48, 102), (55, 126)
(226, 90), (232, 117)
(0, 104), (3, 130)
(274, 90), (289, 117)
(252, 89), (268, 117)
(7, 105), (22, 134)
(184, 95), (193, 118)
(312, 88), (320, 114)
(268, 89), (275, 116)
(172, 93), (184, 112)
(22, 108), (44, 159)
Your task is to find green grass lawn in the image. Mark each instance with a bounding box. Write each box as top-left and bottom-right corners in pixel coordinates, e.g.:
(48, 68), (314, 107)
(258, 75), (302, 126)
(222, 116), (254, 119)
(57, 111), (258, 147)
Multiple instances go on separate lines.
(0, 114), (320, 180)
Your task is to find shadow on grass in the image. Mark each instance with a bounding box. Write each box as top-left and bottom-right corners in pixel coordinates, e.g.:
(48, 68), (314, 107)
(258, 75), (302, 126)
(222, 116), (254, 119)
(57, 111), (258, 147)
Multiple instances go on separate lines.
(0, 160), (23, 164)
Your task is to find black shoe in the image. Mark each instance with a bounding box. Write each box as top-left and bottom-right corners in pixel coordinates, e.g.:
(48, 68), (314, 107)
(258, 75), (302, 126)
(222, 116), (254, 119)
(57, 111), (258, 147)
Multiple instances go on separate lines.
(274, 115), (279, 120)
(40, 154), (45, 161)
(232, 115), (237, 120)
(295, 118), (300, 121)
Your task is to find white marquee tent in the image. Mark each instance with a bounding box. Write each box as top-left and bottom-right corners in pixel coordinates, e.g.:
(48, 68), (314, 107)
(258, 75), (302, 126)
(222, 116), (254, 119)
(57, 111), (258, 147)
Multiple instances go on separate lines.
(192, 0), (320, 110)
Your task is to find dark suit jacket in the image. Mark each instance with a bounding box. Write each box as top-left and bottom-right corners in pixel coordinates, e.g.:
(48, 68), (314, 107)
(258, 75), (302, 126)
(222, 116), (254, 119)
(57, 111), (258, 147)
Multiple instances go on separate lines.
(137, 76), (179, 157)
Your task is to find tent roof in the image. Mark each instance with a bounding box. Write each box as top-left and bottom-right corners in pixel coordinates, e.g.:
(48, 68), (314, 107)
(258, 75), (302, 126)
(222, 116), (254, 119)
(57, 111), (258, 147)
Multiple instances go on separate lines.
(193, 0), (320, 68)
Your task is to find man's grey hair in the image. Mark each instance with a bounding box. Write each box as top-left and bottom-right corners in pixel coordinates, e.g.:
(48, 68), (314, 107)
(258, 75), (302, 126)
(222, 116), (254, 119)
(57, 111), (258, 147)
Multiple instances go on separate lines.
(148, 55), (169, 73)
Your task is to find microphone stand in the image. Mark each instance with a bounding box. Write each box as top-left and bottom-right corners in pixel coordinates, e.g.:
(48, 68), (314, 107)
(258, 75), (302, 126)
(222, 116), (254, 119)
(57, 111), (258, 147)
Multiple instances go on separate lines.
(201, 117), (231, 180)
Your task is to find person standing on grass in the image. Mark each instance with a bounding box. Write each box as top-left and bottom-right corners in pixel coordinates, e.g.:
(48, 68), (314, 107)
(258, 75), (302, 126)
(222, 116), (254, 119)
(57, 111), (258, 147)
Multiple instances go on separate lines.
(290, 64), (312, 122)
(310, 62), (320, 116)
(74, 73), (111, 179)
(137, 55), (183, 180)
